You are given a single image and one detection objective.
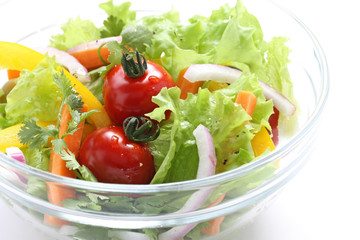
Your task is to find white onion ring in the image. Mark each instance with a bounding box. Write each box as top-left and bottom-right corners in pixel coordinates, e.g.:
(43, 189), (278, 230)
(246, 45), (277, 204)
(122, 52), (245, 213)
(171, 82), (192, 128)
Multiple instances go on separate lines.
(184, 64), (296, 116)
(159, 124), (217, 240)
(38, 47), (91, 83)
(66, 36), (122, 54)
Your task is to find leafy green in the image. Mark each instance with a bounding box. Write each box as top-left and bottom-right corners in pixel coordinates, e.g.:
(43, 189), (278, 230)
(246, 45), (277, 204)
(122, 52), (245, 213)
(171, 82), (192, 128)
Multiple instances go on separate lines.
(4, 56), (62, 127)
(18, 70), (97, 181)
(50, 17), (101, 51)
(18, 119), (57, 151)
(99, 0), (135, 25)
(101, 15), (125, 38)
(121, 25), (153, 53)
(146, 74), (273, 184)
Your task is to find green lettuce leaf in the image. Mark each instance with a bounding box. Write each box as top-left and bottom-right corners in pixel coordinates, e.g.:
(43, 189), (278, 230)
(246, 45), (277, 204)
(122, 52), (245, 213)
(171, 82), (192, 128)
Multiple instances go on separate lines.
(146, 74), (273, 184)
(50, 17), (101, 51)
(4, 56), (62, 126)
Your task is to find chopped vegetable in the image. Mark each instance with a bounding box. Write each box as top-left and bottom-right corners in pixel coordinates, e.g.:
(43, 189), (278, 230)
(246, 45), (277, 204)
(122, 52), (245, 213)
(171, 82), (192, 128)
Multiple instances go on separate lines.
(5, 147), (26, 164)
(176, 67), (203, 99)
(251, 126), (275, 157)
(7, 69), (20, 80)
(235, 90), (258, 117)
(66, 36), (122, 71)
(38, 47), (90, 83)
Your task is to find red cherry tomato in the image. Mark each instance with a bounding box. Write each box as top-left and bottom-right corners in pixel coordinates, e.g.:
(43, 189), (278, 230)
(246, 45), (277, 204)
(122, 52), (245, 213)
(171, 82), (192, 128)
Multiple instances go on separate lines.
(78, 126), (155, 184)
(103, 60), (175, 124)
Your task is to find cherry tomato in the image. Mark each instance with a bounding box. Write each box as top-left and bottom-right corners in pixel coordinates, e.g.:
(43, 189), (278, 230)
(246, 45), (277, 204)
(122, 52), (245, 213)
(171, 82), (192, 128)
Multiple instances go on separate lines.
(78, 125), (155, 184)
(103, 56), (175, 125)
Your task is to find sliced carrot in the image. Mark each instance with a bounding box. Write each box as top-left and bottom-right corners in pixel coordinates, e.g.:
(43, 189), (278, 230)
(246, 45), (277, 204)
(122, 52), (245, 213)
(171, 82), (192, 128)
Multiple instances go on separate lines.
(176, 67), (204, 100)
(44, 104), (87, 227)
(69, 46), (110, 71)
(235, 90), (257, 117)
(7, 69), (20, 79)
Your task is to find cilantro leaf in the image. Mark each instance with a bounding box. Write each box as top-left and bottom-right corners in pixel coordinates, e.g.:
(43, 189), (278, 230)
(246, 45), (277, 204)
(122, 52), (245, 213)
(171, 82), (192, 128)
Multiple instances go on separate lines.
(53, 70), (84, 112)
(18, 119), (58, 150)
(100, 15), (125, 38)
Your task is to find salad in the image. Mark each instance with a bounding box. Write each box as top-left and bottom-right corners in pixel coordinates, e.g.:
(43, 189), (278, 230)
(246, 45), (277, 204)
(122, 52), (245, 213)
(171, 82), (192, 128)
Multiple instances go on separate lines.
(0, 0), (297, 239)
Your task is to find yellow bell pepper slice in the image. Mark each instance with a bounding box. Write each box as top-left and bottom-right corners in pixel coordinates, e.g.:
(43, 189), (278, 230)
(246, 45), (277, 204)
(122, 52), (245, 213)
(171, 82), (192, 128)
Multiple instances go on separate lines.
(0, 41), (112, 129)
(0, 121), (55, 152)
(0, 41), (44, 71)
(250, 126), (275, 157)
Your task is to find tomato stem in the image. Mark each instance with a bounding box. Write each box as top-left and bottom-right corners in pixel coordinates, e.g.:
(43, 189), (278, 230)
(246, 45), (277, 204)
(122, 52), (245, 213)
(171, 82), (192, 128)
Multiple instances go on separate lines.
(122, 50), (148, 78)
(123, 116), (160, 142)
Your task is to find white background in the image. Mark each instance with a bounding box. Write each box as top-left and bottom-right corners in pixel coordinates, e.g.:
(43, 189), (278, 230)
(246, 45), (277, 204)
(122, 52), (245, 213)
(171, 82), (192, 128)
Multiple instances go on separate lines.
(0, 0), (359, 239)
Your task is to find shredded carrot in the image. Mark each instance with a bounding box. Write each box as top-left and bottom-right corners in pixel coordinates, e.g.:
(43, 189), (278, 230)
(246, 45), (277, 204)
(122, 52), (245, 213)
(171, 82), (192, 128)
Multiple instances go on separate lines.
(7, 69), (20, 79)
(235, 90), (257, 116)
(176, 67), (203, 99)
(69, 46), (110, 71)
(44, 104), (87, 226)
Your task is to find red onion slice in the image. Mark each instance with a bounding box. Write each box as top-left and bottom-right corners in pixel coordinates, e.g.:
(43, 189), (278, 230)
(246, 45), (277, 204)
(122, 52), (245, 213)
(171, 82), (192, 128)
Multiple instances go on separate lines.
(6, 147), (26, 164)
(158, 124), (217, 240)
(38, 47), (91, 83)
(183, 64), (296, 116)
(5, 147), (28, 184)
(66, 36), (122, 54)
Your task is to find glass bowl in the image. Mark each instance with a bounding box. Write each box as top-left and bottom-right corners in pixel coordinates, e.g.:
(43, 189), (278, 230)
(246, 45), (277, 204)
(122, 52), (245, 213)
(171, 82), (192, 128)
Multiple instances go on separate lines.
(0, 0), (329, 239)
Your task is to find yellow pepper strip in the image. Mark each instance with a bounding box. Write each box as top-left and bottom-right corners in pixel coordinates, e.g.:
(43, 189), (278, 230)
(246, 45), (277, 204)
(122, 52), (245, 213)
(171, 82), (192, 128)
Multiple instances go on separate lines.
(207, 81), (229, 92)
(61, 68), (112, 129)
(250, 126), (275, 157)
(0, 41), (112, 129)
(0, 41), (44, 71)
(0, 121), (55, 152)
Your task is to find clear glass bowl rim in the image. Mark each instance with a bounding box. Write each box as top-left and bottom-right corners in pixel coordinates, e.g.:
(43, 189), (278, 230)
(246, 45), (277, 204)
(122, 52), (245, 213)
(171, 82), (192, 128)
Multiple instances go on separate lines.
(0, 0), (329, 195)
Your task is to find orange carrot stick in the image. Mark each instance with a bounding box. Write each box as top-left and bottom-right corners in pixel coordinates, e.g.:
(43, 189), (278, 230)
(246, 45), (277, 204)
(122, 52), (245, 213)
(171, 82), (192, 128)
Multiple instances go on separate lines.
(235, 90), (257, 116)
(7, 69), (20, 79)
(44, 104), (87, 226)
(176, 67), (203, 100)
(69, 46), (110, 71)
(201, 193), (226, 235)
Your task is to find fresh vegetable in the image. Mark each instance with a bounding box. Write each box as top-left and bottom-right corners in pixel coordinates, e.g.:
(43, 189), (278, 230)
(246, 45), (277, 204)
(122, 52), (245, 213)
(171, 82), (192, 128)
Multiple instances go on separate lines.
(0, 42), (111, 129)
(45, 104), (85, 227)
(235, 90), (258, 117)
(103, 50), (175, 124)
(251, 126), (275, 157)
(183, 64), (296, 116)
(7, 69), (20, 79)
(5, 147), (26, 164)
(78, 125), (155, 184)
(0, 121), (55, 152)
(38, 47), (91, 83)
(176, 67), (203, 99)
(66, 36), (122, 71)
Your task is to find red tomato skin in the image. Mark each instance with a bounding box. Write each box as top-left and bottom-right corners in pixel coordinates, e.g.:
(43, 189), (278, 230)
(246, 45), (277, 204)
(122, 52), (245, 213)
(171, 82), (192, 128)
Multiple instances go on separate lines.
(78, 126), (155, 184)
(103, 61), (175, 124)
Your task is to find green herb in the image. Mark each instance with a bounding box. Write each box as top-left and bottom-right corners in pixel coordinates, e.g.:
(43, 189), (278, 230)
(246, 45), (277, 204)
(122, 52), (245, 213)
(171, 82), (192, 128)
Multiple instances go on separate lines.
(100, 15), (125, 38)
(18, 71), (98, 181)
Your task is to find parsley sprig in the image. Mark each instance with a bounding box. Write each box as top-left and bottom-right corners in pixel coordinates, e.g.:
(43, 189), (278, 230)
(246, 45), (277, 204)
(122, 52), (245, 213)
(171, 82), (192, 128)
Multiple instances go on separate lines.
(19, 71), (98, 182)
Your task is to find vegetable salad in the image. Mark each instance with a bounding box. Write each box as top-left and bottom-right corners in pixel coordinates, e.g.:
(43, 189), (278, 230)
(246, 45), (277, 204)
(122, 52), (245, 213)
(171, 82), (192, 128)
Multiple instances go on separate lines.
(0, 0), (297, 239)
